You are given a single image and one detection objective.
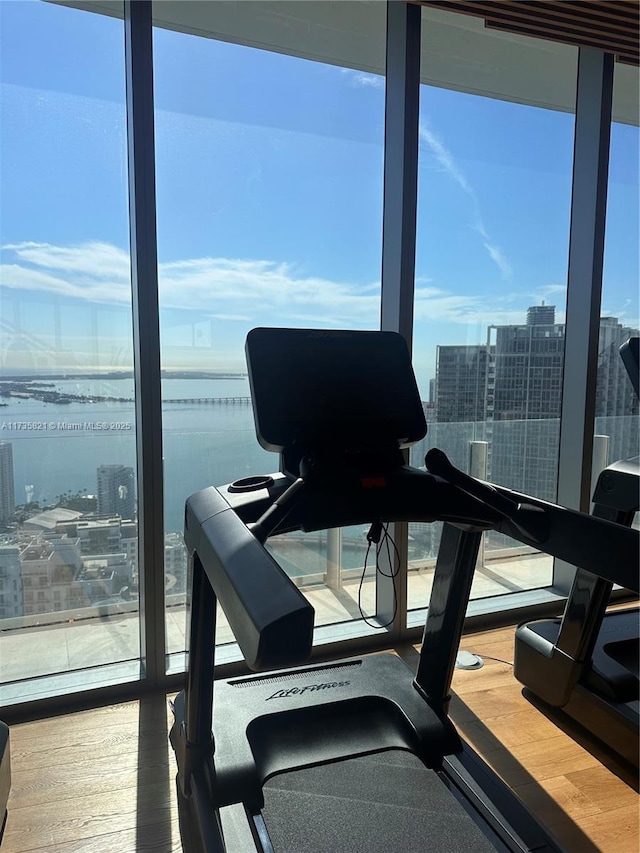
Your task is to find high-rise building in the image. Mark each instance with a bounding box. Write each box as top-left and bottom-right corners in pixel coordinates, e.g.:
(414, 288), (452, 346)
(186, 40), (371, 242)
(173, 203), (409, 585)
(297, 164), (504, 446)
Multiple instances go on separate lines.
(0, 442), (15, 526)
(596, 316), (639, 419)
(434, 345), (493, 423)
(526, 304), (556, 326)
(0, 545), (23, 618)
(97, 465), (136, 521)
(490, 305), (565, 423)
(432, 308), (638, 502)
(486, 307), (565, 499)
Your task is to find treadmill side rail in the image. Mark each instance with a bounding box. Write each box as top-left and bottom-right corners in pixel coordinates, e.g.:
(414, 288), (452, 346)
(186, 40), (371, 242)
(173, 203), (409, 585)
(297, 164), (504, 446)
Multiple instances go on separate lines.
(185, 487), (315, 673)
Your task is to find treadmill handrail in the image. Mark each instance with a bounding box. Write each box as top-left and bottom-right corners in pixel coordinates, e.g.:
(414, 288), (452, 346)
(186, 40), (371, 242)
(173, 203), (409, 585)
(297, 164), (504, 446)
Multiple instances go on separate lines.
(185, 486), (315, 672)
(216, 461), (639, 588)
(424, 449), (639, 592)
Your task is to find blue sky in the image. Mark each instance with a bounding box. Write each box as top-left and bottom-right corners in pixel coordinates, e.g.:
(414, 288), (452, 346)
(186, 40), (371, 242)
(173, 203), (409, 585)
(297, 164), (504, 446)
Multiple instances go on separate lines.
(1, 0), (638, 391)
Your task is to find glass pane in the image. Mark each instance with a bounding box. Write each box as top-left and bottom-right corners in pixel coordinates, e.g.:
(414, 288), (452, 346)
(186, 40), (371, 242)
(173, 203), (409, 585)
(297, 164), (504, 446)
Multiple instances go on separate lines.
(409, 34), (577, 614)
(0, 2), (138, 693)
(597, 70), (639, 498)
(153, 7), (386, 663)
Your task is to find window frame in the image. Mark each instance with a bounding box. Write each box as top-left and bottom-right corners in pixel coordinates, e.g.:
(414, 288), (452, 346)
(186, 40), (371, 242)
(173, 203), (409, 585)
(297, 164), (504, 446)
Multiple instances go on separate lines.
(0, 0), (630, 714)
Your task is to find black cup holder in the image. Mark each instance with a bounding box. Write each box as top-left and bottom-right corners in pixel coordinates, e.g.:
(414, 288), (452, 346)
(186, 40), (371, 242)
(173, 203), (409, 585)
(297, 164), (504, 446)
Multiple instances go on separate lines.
(228, 475), (274, 493)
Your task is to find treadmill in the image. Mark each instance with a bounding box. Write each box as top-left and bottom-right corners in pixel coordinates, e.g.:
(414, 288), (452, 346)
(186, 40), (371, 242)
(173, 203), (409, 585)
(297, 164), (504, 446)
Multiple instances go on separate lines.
(170, 327), (638, 852)
(514, 337), (639, 770)
(0, 721), (8, 843)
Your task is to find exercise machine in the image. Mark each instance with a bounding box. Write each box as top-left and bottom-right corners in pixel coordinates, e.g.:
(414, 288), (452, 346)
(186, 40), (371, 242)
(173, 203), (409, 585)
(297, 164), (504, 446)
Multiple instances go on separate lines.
(0, 720), (9, 843)
(514, 338), (639, 769)
(170, 327), (638, 852)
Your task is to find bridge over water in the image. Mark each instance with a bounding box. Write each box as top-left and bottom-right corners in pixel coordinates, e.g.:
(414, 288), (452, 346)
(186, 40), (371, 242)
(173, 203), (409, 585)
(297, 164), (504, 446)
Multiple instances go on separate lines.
(163, 396), (252, 406)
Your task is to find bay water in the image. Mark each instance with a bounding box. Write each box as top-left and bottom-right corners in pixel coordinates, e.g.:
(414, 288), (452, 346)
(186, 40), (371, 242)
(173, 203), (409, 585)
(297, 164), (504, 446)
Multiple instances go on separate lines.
(0, 377), (275, 535)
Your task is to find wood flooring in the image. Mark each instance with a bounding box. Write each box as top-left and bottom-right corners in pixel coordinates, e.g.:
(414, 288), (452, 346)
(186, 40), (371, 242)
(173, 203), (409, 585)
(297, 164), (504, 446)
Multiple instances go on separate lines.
(400, 624), (639, 853)
(2, 623), (638, 852)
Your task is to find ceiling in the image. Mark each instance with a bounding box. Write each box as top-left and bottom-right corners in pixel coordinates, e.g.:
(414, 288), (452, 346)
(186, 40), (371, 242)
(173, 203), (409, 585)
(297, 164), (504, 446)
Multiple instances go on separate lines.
(415, 1), (639, 65)
(54, 1), (639, 123)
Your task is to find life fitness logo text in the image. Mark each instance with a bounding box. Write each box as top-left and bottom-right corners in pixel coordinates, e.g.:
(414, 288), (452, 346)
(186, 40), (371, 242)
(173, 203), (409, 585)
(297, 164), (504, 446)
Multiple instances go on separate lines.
(266, 680), (350, 701)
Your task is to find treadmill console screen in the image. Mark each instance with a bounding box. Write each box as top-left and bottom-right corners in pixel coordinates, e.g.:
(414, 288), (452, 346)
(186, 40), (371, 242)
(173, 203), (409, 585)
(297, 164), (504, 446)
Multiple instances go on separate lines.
(245, 327), (427, 453)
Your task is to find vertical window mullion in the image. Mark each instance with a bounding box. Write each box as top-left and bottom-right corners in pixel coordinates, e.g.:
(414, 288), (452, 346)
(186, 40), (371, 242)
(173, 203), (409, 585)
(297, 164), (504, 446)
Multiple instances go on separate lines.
(124, 0), (166, 683)
(379, 0), (421, 636)
(555, 48), (614, 593)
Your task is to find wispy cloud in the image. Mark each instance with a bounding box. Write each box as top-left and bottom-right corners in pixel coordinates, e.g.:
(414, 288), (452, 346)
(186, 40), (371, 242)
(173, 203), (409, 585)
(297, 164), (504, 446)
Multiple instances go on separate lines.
(1, 241), (131, 304)
(3, 241), (130, 279)
(414, 284), (523, 326)
(419, 123), (512, 279)
(540, 283), (566, 300)
(483, 242), (512, 278)
(1, 240), (533, 331)
(0, 241), (381, 327)
(340, 68), (384, 90)
(419, 125), (471, 194)
(1, 260), (131, 304)
(211, 313), (252, 322)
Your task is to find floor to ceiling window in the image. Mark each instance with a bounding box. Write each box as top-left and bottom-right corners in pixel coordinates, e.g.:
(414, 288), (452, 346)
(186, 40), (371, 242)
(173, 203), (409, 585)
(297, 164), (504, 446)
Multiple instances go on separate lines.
(408, 10), (578, 614)
(0, 1), (636, 706)
(596, 65), (639, 491)
(151, 2), (388, 664)
(0, 1), (139, 701)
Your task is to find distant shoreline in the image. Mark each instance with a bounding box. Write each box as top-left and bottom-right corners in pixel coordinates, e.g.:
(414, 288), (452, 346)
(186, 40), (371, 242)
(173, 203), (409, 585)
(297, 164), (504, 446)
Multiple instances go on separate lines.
(0, 371), (248, 382)
(0, 372), (250, 406)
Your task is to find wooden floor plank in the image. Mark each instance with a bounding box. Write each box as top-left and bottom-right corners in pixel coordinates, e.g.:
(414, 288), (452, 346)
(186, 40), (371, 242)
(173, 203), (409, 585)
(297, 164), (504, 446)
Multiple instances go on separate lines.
(8, 748), (175, 810)
(8, 819), (183, 853)
(3, 779), (177, 851)
(453, 704), (565, 751)
(574, 804), (640, 853)
(565, 764), (639, 812)
(449, 624), (639, 852)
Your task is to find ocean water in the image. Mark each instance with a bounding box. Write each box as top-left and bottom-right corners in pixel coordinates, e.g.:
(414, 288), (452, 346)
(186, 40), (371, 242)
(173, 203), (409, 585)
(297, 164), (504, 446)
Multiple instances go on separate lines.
(0, 377), (276, 534)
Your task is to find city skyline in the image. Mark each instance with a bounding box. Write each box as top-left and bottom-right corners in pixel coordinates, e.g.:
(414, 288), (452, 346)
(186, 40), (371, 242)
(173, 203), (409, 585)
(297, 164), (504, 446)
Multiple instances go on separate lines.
(1, 306), (636, 522)
(1, 310), (637, 623)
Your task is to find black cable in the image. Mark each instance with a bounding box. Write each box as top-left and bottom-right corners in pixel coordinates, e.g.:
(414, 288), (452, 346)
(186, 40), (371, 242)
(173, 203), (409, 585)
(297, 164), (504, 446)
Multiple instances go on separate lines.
(479, 655), (514, 667)
(358, 521), (399, 629)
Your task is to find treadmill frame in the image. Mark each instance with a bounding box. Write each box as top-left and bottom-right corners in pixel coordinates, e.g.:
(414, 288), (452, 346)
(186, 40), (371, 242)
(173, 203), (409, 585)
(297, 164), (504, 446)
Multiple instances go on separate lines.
(171, 468), (638, 852)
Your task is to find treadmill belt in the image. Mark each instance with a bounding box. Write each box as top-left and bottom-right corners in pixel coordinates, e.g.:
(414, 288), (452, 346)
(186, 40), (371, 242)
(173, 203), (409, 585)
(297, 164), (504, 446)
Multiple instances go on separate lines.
(262, 749), (499, 852)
